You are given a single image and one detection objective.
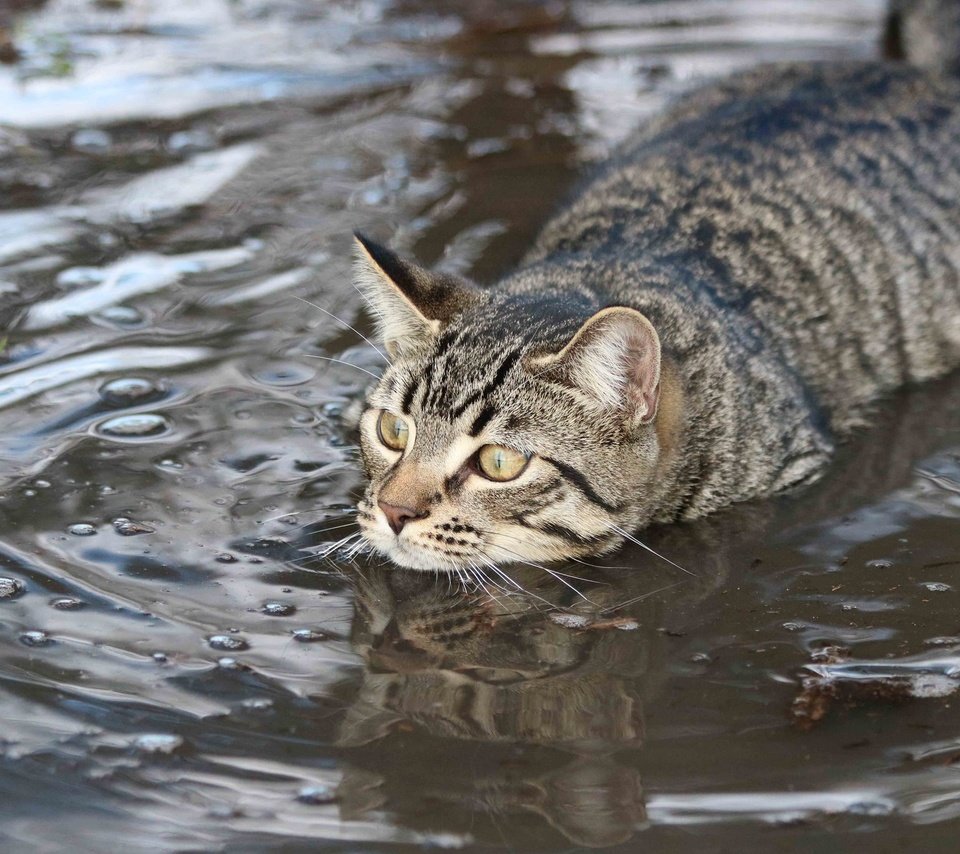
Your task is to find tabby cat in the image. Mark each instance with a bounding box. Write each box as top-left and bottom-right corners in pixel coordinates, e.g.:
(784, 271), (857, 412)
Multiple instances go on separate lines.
(351, 1), (960, 572)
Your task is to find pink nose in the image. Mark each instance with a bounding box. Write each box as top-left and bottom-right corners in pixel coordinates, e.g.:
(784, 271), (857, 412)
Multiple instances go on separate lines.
(378, 501), (426, 535)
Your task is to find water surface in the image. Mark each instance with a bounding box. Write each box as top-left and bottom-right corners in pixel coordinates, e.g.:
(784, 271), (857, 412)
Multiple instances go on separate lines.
(4, 0), (960, 850)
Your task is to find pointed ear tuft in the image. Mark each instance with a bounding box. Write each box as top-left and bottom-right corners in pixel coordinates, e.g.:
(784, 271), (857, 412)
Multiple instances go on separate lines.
(530, 307), (661, 428)
(353, 233), (478, 360)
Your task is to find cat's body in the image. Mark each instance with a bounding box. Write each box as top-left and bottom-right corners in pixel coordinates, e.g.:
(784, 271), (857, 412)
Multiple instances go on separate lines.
(351, 14), (960, 571)
(506, 61), (960, 524)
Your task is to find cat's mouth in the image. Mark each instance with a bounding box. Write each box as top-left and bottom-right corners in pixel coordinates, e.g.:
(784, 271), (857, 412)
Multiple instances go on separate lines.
(356, 498), (487, 572)
(360, 525), (485, 572)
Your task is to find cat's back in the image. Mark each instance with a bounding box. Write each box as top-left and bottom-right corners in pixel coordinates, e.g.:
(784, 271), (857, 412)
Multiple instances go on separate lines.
(527, 61), (960, 430)
(533, 62), (960, 252)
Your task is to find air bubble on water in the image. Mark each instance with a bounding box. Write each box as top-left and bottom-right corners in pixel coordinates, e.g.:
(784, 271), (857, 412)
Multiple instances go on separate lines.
(208, 634), (249, 651)
(866, 559), (893, 569)
(98, 413), (171, 439)
(34, 480), (50, 488)
(99, 377), (162, 406)
(262, 601), (296, 617)
(782, 621), (803, 632)
(292, 628), (327, 643)
(921, 582), (952, 593)
(50, 597), (84, 610)
(690, 652), (711, 664)
(217, 657), (239, 669)
(0, 577), (25, 600)
(152, 652), (168, 663)
(251, 362), (314, 387)
(215, 552), (237, 563)
(133, 733), (183, 754)
(296, 784), (337, 805)
(68, 523), (97, 536)
(20, 630), (51, 647)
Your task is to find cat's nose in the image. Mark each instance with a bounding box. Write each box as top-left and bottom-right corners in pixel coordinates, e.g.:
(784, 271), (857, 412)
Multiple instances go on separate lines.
(378, 500), (426, 535)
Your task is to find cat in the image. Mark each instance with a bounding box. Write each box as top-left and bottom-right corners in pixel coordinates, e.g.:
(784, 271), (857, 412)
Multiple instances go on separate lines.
(350, 1), (960, 572)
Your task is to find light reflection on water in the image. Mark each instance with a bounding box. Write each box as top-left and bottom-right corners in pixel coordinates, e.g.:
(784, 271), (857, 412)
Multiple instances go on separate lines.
(5, 0), (960, 850)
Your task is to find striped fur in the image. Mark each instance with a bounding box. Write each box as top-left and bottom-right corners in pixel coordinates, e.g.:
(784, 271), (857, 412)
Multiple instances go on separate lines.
(354, 57), (960, 571)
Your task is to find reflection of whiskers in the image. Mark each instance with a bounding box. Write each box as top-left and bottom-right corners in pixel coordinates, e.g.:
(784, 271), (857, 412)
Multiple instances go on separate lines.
(607, 523), (697, 576)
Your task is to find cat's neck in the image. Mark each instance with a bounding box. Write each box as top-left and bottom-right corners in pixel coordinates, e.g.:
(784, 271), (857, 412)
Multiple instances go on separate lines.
(654, 356), (684, 471)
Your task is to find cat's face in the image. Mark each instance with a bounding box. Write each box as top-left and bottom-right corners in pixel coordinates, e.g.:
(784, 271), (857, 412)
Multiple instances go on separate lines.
(352, 235), (665, 571)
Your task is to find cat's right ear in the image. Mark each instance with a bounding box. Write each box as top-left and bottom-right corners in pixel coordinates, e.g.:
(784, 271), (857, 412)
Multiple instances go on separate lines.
(353, 233), (478, 360)
(529, 306), (662, 430)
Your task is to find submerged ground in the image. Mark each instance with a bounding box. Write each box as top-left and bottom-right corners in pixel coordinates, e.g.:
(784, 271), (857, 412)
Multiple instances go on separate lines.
(2, 0), (960, 850)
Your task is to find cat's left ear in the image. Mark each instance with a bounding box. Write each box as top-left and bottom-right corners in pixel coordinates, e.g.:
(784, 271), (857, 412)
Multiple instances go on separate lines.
(353, 233), (479, 359)
(530, 306), (661, 428)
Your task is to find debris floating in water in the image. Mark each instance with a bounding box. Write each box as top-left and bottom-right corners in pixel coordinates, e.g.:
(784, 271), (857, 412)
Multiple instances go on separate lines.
(792, 646), (960, 730)
(112, 517), (156, 536)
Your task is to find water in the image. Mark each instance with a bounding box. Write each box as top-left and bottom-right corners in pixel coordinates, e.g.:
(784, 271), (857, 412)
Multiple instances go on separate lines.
(2, 0), (960, 850)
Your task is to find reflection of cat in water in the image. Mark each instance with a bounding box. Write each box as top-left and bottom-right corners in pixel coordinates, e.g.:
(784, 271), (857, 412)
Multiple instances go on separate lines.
(333, 565), (681, 847)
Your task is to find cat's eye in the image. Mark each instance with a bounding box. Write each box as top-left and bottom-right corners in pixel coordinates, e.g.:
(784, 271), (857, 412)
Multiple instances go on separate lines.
(476, 444), (530, 481)
(377, 411), (410, 451)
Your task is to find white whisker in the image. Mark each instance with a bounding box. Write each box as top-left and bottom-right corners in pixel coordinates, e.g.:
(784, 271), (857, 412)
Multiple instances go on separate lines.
(600, 580), (685, 613)
(294, 295), (389, 363)
(488, 542), (595, 605)
(302, 354), (380, 380)
(609, 525), (697, 577)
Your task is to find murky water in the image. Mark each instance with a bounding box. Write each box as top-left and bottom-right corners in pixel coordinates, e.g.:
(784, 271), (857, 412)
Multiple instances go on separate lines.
(3, 0), (960, 850)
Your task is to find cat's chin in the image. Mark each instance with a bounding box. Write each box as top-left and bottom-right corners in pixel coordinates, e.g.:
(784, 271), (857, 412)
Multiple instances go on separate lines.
(363, 531), (471, 573)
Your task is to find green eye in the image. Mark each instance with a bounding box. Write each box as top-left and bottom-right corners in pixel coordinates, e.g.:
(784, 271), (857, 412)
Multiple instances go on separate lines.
(476, 444), (530, 481)
(377, 411), (410, 451)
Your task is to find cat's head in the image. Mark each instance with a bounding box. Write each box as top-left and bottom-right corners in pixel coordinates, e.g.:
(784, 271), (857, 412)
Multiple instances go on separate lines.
(352, 234), (670, 571)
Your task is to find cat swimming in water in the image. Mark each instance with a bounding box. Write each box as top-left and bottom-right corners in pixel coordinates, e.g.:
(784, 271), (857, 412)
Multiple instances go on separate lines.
(351, 2), (960, 572)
